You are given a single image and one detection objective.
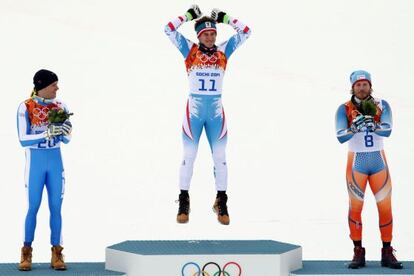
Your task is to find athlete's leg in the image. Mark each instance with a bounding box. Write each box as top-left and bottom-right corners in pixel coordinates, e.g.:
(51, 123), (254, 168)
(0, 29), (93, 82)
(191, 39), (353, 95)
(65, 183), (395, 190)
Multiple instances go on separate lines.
(205, 96), (228, 191)
(45, 149), (64, 246)
(346, 151), (369, 241)
(179, 96), (204, 190)
(368, 150), (393, 242)
(24, 149), (46, 245)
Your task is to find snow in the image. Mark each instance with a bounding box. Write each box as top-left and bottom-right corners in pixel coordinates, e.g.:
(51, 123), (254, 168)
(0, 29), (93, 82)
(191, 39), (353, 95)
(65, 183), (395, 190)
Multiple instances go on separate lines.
(1, 0), (413, 262)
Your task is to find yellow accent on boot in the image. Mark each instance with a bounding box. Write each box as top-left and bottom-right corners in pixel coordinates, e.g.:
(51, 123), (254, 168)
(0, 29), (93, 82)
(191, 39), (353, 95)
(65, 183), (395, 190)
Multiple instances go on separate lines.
(213, 198), (230, 225)
(51, 245), (67, 270)
(19, 246), (32, 271)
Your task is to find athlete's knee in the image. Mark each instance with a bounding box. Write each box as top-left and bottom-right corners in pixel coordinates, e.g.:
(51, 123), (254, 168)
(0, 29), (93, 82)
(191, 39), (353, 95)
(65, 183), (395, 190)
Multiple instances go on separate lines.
(182, 148), (198, 164)
(48, 199), (62, 213)
(378, 207), (393, 221)
(27, 199), (42, 215)
(50, 210), (62, 221)
(212, 149), (226, 162)
(349, 204), (364, 214)
(212, 151), (225, 159)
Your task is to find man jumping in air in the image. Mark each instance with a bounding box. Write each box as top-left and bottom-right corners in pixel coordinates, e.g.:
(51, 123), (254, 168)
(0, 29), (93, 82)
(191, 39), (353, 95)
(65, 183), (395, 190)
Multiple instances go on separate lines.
(165, 5), (251, 225)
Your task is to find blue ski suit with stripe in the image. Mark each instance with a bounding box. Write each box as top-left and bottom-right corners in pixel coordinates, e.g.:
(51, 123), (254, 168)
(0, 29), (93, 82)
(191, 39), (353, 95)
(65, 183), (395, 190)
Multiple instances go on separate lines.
(17, 96), (71, 246)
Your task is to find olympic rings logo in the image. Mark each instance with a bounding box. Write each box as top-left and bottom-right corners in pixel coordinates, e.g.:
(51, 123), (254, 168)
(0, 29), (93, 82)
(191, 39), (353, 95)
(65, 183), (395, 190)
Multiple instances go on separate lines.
(32, 107), (50, 120)
(181, 261), (242, 276)
(196, 51), (220, 64)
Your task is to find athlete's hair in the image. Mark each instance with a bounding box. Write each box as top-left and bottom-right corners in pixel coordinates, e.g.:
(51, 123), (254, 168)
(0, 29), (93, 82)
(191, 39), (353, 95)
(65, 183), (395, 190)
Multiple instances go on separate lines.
(194, 16), (216, 31)
(30, 89), (37, 97)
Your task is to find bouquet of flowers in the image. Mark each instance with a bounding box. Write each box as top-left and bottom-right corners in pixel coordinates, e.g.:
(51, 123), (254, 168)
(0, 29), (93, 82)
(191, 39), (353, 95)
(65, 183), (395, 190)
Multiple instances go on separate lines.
(359, 100), (377, 132)
(360, 100), (377, 116)
(48, 108), (73, 124)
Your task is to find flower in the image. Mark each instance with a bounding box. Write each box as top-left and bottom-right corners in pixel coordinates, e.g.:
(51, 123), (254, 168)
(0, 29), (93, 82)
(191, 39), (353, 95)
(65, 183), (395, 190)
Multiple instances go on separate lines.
(48, 108), (73, 124)
(361, 100), (377, 116)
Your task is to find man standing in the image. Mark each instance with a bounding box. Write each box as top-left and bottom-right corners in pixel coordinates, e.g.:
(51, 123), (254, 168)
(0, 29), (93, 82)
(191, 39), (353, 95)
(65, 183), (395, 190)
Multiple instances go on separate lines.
(335, 70), (402, 269)
(17, 69), (72, 271)
(165, 5), (251, 225)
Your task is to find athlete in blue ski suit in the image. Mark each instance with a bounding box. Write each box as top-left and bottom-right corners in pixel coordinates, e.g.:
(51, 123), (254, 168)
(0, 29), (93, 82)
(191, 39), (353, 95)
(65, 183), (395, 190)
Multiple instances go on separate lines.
(17, 69), (72, 271)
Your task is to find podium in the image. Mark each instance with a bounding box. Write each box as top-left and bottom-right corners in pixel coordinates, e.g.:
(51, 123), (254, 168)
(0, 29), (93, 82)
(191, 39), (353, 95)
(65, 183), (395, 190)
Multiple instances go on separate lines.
(105, 240), (302, 276)
(1, 241), (412, 275)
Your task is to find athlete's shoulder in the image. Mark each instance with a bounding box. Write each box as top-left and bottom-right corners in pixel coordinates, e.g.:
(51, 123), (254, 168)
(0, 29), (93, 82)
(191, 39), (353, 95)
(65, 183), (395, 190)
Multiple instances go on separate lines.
(22, 97), (34, 104)
(372, 97), (390, 110)
(337, 100), (352, 112)
(336, 102), (344, 110)
(336, 103), (348, 117)
(343, 98), (354, 107)
(190, 43), (199, 53)
(18, 98), (33, 110)
(377, 98), (390, 106)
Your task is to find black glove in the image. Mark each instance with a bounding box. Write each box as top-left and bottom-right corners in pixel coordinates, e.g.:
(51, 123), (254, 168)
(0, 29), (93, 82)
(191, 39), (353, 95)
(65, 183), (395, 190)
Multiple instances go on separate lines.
(364, 116), (377, 132)
(61, 119), (72, 136)
(186, 5), (202, 21)
(350, 114), (366, 133)
(211, 8), (227, 23)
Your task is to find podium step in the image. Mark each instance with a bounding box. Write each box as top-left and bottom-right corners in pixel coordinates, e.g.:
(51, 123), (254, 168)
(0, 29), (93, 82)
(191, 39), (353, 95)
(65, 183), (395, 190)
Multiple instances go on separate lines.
(106, 240), (302, 276)
(291, 261), (414, 276)
(0, 262), (125, 276)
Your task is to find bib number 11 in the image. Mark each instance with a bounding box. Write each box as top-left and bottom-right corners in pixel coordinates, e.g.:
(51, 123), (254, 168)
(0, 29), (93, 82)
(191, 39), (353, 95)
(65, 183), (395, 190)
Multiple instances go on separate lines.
(198, 79), (217, 92)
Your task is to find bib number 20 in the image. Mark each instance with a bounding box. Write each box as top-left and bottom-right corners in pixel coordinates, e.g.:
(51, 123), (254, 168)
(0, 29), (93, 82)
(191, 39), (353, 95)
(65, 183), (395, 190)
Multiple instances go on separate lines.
(38, 137), (57, 148)
(364, 134), (374, 147)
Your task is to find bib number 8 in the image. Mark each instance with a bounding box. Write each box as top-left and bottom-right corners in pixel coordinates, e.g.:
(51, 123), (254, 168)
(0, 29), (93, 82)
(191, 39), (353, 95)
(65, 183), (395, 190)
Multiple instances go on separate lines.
(364, 134), (374, 147)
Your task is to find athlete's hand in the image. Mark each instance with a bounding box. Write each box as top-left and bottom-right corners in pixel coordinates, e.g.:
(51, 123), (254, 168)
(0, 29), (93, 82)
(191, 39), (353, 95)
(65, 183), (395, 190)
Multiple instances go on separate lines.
(186, 5), (202, 21)
(350, 114), (366, 133)
(61, 119), (72, 136)
(211, 8), (227, 23)
(364, 116), (376, 132)
(46, 124), (63, 139)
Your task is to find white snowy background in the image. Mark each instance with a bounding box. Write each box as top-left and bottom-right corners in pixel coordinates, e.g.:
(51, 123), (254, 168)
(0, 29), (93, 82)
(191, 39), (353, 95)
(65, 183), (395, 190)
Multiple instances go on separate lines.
(0, 0), (413, 263)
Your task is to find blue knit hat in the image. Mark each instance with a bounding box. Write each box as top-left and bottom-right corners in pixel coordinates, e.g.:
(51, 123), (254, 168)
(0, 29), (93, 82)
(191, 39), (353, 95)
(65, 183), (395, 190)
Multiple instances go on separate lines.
(195, 21), (217, 37)
(350, 70), (371, 87)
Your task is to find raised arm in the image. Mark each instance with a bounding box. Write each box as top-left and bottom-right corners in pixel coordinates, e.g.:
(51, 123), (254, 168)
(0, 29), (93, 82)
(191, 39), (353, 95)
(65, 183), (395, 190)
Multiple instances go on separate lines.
(164, 5), (202, 58)
(212, 9), (251, 59)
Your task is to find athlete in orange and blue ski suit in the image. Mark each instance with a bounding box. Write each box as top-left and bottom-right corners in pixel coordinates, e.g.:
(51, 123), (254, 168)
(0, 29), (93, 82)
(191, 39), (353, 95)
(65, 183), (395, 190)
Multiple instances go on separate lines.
(335, 73), (393, 244)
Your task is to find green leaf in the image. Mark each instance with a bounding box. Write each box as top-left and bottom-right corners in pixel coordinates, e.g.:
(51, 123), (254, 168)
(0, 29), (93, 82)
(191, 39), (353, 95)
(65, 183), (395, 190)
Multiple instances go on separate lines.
(361, 100), (377, 116)
(48, 109), (74, 123)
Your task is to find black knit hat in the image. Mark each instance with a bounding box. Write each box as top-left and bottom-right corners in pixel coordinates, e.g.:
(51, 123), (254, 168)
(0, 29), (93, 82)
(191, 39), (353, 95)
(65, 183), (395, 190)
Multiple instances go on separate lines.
(33, 69), (58, 92)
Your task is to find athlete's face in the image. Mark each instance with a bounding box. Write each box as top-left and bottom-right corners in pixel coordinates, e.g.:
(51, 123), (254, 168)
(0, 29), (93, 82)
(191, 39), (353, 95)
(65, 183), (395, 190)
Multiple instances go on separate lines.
(352, 80), (371, 100)
(198, 30), (217, 48)
(37, 81), (59, 99)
